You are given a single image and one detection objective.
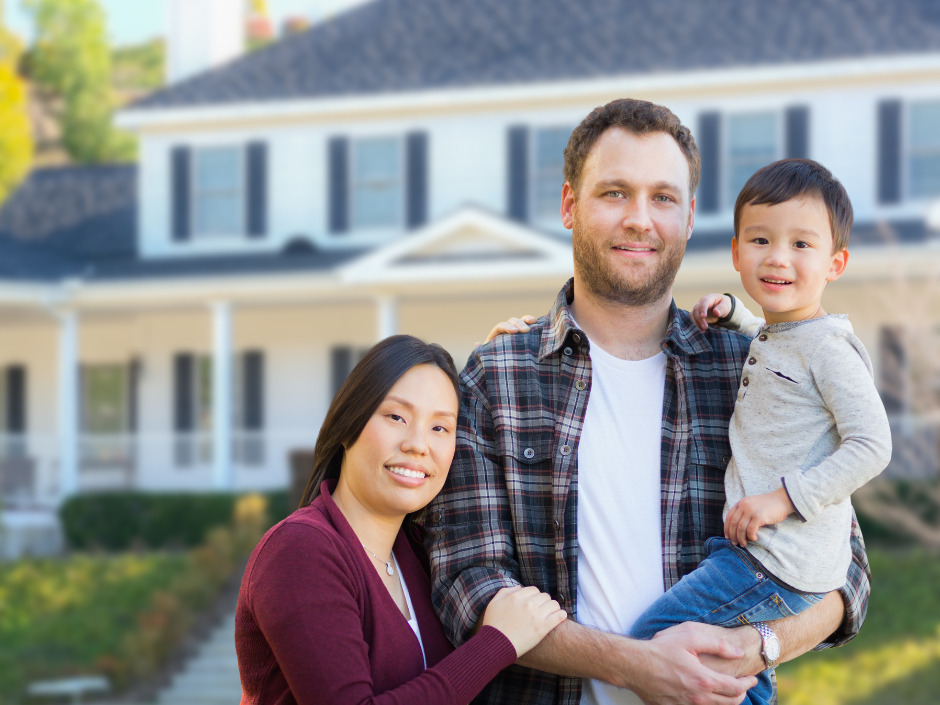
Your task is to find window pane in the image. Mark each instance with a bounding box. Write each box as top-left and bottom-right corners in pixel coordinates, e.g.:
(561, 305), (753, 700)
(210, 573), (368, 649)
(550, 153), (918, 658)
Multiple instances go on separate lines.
(909, 102), (940, 199)
(0, 373), (7, 434)
(532, 127), (571, 220)
(82, 365), (127, 434)
(352, 137), (401, 229)
(727, 113), (778, 206)
(195, 193), (242, 235)
(198, 356), (213, 433)
(195, 147), (240, 190)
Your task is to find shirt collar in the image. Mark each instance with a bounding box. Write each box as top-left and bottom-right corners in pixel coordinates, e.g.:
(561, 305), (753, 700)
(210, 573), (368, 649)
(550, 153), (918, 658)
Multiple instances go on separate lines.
(540, 278), (713, 360)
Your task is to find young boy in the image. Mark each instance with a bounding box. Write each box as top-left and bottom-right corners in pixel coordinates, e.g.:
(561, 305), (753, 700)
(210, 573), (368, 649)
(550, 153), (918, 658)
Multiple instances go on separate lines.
(629, 158), (892, 704)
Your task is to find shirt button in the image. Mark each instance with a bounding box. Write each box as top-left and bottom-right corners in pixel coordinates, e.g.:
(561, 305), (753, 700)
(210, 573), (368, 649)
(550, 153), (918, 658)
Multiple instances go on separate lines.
(559, 592), (566, 603)
(560, 445), (572, 456)
(553, 519), (560, 531)
(742, 377), (749, 387)
(563, 346), (573, 356)
(758, 334), (768, 342)
(748, 357), (756, 365)
(575, 380), (587, 391)
(573, 333), (581, 343)
(523, 447), (535, 459)
(430, 511), (442, 524)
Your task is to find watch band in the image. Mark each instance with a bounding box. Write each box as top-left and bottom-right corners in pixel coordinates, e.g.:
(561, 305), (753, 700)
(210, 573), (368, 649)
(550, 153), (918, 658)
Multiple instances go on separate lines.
(749, 621), (780, 669)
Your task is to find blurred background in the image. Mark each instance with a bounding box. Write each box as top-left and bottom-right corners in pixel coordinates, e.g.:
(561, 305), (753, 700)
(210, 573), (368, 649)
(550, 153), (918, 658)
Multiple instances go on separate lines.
(0, 0), (938, 703)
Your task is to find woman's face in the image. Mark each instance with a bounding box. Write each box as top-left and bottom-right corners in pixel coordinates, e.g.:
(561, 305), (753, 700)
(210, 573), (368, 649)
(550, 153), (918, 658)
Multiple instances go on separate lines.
(338, 364), (459, 522)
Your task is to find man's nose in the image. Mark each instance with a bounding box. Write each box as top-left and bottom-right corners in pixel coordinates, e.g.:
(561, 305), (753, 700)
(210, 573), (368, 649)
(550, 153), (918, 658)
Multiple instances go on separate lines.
(621, 197), (653, 232)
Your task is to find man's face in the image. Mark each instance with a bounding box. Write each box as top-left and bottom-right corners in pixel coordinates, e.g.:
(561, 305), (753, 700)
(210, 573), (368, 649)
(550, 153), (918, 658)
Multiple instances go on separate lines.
(562, 127), (695, 307)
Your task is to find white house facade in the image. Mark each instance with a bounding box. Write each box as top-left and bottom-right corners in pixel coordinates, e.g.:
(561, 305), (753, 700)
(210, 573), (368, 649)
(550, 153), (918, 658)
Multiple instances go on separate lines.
(2, 0), (940, 533)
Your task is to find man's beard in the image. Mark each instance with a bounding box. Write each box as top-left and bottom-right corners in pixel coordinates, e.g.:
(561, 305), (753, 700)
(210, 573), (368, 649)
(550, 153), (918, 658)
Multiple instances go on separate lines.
(572, 219), (687, 307)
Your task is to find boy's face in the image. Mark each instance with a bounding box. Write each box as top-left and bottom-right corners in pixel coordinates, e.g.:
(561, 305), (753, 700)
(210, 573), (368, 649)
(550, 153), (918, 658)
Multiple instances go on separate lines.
(732, 195), (848, 324)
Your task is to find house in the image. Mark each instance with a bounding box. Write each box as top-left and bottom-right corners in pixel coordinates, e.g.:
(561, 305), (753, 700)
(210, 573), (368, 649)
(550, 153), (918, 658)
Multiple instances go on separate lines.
(2, 0), (939, 527)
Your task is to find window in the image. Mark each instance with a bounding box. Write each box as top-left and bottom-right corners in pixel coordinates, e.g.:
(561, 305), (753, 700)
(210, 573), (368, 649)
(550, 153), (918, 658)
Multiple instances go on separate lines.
(531, 127), (572, 221)
(81, 365), (129, 435)
(908, 101), (940, 199)
(193, 146), (244, 236)
(726, 113), (779, 208)
(351, 137), (402, 229)
(0, 372), (6, 434)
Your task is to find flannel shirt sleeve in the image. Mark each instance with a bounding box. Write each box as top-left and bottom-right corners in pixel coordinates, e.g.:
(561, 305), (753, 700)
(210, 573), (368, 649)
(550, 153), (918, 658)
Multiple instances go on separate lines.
(426, 353), (522, 646)
(817, 509), (871, 649)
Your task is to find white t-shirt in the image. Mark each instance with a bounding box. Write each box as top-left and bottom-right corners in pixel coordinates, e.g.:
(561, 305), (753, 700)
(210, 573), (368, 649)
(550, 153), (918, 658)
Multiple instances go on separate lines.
(576, 341), (667, 705)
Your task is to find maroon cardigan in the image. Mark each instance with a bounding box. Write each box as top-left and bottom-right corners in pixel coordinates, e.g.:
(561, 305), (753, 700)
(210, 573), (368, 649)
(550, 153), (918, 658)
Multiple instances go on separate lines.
(235, 480), (516, 704)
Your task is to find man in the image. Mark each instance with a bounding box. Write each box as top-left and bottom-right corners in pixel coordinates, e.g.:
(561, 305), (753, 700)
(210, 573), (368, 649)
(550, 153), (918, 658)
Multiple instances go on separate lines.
(426, 98), (870, 705)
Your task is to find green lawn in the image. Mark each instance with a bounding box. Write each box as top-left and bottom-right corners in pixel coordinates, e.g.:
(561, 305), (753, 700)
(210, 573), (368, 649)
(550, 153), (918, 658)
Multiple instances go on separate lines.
(777, 549), (940, 705)
(0, 552), (189, 704)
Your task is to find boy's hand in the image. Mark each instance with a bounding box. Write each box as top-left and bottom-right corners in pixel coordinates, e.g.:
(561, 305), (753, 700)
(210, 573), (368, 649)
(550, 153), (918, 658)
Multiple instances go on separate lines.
(474, 314), (537, 348)
(691, 293), (732, 332)
(724, 487), (796, 546)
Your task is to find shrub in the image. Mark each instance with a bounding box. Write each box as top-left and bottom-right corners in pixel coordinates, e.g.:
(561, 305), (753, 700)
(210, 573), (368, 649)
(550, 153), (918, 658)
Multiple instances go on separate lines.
(59, 490), (288, 551)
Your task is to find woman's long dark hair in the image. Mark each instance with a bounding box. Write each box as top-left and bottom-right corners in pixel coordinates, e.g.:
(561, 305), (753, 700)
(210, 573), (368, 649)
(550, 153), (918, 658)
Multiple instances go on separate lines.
(298, 334), (459, 508)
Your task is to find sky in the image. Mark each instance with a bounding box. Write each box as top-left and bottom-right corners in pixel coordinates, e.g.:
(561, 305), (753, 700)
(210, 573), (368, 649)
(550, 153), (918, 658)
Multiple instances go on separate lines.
(3, 0), (371, 46)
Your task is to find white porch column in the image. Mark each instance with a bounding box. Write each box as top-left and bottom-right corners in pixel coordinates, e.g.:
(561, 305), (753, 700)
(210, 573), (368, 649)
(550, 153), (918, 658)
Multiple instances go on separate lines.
(376, 296), (398, 341)
(57, 310), (80, 498)
(210, 301), (234, 490)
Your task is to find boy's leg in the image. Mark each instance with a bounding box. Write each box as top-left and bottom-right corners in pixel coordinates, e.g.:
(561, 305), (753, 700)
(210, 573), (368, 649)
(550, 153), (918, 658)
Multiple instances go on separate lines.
(630, 538), (824, 705)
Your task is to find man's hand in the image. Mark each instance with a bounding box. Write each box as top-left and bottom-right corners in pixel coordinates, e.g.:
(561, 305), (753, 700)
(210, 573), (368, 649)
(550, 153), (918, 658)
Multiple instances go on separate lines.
(474, 314), (537, 347)
(691, 294), (732, 331)
(633, 623), (758, 705)
(724, 487), (796, 546)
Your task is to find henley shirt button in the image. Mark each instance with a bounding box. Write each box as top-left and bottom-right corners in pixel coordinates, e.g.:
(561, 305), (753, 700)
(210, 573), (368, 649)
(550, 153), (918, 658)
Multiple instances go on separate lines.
(553, 519), (560, 531)
(573, 333), (581, 343)
(523, 447), (535, 459)
(748, 357), (757, 365)
(430, 511), (442, 524)
(742, 377), (750, 387)
(559, 592), (566, 603)
(575, 380), (587, 391)
(560, 445), (572, 456)
(563, 346), (573, 356)
(758, 334), (768, 342)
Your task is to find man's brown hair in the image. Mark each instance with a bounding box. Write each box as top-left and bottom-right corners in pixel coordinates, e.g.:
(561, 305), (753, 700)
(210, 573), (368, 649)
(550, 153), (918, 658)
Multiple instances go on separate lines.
(733, 158), (853, 253)
(563, 98), (701, 197)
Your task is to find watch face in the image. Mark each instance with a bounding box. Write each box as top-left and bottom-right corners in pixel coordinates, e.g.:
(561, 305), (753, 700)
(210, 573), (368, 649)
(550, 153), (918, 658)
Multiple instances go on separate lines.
(765, 635), (781, 662)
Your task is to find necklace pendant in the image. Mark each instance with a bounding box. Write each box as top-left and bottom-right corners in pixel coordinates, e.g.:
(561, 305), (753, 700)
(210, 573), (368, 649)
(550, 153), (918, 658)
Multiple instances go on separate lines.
(386, 562), (394, 576)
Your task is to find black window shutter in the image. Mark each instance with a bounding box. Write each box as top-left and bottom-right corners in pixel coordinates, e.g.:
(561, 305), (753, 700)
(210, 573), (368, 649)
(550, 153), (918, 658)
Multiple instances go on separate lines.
(171, 146), (191, 241)
(173, 353), (195, 432)
(328, 136), (349, 234)
(697, 112), (720, 214)
(331, 347), (353, 398)
(785, 106), (810, 159)
(247, 141), (268, 238)
(128, 358), (140, 434)
(406, 131), (428, 230)
(878, 99), (902, 205)
(5, 365), (26, 434)
(243, 350), (264, 431)
(507, 125), (528, 222)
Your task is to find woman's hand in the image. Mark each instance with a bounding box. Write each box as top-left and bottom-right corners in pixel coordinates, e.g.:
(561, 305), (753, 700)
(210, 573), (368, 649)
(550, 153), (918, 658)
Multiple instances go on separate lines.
(480, 585), (566, 657)
(474, 314), (538, 347)
(691, 293), (732, 332)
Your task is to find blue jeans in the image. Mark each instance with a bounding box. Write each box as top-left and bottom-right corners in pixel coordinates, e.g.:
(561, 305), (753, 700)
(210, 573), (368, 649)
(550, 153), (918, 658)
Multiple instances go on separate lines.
(631, 537), (824, 705)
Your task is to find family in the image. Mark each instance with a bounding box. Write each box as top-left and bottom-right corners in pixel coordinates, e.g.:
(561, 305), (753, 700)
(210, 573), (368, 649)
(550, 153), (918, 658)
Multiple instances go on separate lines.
(233, 98), (892, 705)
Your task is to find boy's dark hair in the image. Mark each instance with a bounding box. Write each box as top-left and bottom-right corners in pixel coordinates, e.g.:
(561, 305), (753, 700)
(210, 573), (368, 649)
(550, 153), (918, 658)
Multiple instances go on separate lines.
(733, 158), (854, 252)
(564, 98), (701, 198)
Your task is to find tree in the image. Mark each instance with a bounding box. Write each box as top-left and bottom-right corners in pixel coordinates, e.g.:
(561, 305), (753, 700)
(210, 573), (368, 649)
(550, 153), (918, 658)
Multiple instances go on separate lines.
(0, 0), (33, 205)
(24, 0), (134, 163)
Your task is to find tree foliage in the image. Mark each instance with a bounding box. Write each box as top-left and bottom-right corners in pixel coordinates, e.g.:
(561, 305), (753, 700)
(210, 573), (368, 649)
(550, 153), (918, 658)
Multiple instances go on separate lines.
(24, 0), (135, 163)
(0, 1), (33, 205)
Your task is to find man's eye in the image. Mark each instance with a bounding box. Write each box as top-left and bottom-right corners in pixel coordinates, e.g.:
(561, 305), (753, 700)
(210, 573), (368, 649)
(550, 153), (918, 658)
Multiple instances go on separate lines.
(752, 237), (768, 245)
(654, 194), (673, 202)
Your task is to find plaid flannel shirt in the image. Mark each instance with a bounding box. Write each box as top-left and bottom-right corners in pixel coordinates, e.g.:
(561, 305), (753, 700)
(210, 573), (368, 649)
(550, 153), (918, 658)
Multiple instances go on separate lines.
(426, 280), (871, 705)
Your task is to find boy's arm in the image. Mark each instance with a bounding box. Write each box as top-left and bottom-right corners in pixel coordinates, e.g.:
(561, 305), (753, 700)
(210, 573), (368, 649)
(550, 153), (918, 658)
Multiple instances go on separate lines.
(692, 294), (765, 337)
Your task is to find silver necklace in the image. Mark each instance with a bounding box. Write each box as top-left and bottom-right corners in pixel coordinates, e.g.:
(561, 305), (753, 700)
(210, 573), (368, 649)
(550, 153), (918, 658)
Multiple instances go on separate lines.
(361, 542), (394, 576)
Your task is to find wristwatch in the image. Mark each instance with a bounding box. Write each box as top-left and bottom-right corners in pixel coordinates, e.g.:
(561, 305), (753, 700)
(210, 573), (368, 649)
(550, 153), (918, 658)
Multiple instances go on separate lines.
(750, 621), (780, 669)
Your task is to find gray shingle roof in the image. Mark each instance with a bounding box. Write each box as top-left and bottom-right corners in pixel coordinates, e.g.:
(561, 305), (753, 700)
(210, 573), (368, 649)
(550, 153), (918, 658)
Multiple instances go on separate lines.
(129, 0), (940, 111)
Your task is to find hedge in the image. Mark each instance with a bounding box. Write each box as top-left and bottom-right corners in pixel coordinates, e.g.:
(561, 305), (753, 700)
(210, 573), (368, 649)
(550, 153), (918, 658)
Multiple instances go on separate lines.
(59, 490), (290, 551)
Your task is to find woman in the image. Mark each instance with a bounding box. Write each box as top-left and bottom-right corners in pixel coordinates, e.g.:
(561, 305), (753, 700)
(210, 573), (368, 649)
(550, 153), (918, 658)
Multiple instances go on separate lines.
(235, 335), (566, 704)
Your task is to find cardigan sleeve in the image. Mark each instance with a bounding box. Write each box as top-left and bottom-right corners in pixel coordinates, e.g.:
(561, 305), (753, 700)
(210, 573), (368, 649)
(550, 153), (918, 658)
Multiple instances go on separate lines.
(244, 521), (517, 705)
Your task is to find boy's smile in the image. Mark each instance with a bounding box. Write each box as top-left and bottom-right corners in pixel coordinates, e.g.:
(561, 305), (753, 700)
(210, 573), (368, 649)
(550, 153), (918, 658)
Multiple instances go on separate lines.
(732, 195), (848, 324)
